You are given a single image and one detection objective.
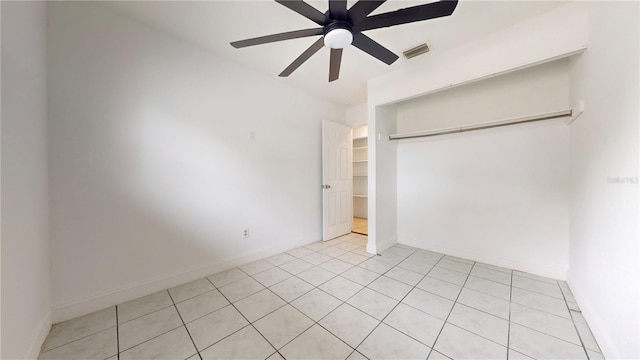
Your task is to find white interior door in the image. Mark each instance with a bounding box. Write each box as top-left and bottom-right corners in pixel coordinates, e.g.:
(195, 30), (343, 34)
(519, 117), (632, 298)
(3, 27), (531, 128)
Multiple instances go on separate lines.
(322, 120), (352, 241)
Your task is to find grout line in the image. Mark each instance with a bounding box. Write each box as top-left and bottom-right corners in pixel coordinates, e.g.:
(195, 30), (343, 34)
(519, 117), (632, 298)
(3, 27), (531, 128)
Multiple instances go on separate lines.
(511, 301), (575, 321)
(195, 321), (253, 355)
(270, 275), (317, 298)
(116, 305), (120, 360)
(116, 317), (185, 353)
(54, 239), (591, 360)
(282, 259), (399, 354)
(168, 285), (219, 305)
(314, 321), (360, 354)
(507, 272), (592, 357)
(204, 277), (284, 356)
(400, 288), (504, 323)
(40, 325), (118, 353)
(345, 248), (442, 355)
(559, 280), (592, 360)
(239, 290), (287, 323)
(509, 319), (592, 349)
(513, 272), (561, 286)
(162, 285), (229, 327)
(167, 290), (203, 360)
(412, 261), (511, 291)
(506, 270), (513, 360)
(42, 305), (135, 355)
(426, 258), (476, 359)
(117, 303), (175, 326)
(264, 317), (317, 354)
(248, 245), (414, 357)
(509, 285), (565, 300)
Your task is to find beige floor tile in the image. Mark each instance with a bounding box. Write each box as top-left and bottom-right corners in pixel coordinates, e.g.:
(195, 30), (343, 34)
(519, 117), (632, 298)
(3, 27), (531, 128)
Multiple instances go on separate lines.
(357, 323), (431, 360)
(38, 242), (602, 360)
(199, 325), (275, 360)
(280, 324), (352, 360)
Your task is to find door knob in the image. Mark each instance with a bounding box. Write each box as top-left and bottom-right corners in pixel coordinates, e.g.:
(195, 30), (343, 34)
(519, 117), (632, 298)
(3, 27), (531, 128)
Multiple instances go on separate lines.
(322, 184), (332, 189)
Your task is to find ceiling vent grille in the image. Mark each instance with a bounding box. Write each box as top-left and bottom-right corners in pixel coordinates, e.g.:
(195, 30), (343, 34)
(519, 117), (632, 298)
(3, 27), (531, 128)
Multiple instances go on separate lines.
(403, 43), (430, 59)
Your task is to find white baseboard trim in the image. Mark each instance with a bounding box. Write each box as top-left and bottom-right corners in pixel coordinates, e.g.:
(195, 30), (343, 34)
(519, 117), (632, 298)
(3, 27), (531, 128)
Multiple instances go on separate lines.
(52, 240), (314, 323)
(24, 309), (52, 359)
(566, 277), (616, 359)
(399, 239), (568, 280)
(366, 239), (377, 254)
(376, 236), (397, 254)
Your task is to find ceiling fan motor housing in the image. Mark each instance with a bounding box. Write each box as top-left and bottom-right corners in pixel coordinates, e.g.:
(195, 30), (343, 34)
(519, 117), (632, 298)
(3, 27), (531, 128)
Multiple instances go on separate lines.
(323, 21), (353, 49)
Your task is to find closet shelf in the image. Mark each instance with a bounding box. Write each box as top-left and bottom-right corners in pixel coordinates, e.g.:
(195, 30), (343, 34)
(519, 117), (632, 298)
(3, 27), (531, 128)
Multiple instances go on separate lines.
(352, 128), (368, 220)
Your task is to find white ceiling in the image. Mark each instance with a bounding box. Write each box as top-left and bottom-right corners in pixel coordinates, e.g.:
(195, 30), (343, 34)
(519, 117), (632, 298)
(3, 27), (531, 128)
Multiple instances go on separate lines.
(99, 1), (568, 107)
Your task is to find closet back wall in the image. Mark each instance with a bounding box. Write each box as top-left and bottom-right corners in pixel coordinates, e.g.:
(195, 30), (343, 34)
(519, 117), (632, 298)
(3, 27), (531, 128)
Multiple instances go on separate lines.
(396, 60), (571, 278)
(48, 3), (344, 321)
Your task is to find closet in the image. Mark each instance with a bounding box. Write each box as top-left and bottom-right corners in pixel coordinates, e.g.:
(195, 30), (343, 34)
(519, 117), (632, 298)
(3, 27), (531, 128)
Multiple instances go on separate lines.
(369, 58), (576, 270)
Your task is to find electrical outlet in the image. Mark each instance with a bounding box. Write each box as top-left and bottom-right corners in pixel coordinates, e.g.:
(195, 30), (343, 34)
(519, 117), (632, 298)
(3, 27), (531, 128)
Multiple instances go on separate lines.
(243, 228), (250, 238)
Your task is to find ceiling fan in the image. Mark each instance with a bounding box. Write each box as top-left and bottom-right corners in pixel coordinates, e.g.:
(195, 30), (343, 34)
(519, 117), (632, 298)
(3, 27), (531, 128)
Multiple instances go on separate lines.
(230, 0), (459, 82)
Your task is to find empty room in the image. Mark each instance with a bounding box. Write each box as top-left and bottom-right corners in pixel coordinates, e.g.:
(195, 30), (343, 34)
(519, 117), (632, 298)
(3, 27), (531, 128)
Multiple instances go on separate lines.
(1, 1), (638, 359)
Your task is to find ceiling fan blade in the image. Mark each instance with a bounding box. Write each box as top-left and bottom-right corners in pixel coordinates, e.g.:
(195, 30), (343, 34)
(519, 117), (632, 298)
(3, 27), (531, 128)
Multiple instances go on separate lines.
(231, 28), (324, 48)
(352, 33), (398, 65)
(276, 0), (327, 25)
(279, 37), (325, 77)
(354, 0), (458, 32)
(347, 0), (386, 25)
(329, 0), (348, 21)
(329, 48), (343, 82)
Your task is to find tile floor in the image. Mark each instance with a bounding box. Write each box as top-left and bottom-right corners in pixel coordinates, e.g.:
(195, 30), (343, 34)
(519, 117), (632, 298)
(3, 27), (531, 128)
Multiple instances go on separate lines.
(39, 233), (605, 360)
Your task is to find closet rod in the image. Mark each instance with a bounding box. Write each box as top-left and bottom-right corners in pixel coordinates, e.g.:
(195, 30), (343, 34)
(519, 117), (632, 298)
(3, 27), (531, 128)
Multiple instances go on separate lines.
(389, 108), (573, 140)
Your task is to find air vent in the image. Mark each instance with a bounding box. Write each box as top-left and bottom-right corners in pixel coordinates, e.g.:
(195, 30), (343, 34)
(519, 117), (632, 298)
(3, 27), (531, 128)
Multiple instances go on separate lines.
(403, 43), (430, 59)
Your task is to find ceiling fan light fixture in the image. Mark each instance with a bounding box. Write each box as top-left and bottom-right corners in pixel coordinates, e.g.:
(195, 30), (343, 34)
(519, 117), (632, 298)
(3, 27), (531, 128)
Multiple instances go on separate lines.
(324, 22), (353, 49)
(324, 28), (353, 49)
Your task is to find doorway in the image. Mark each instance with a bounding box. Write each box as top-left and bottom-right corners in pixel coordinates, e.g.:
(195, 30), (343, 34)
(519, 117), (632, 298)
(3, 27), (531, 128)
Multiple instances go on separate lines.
(352, 125), (368, 235)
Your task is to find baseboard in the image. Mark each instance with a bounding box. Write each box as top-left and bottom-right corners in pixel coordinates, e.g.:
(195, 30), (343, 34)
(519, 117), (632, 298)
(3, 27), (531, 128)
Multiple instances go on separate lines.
(376, 236), (398, 254)
(52, 240), (313, 323)
(399, 239), (568, 280)
(24, 309), (52, 359)
(567, 277), (618, 359)
(366, 240), (377, 255)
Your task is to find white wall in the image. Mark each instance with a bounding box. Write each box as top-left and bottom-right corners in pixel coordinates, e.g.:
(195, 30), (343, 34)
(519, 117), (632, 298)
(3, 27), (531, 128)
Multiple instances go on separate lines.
(345, 104), (367, 126)
(47, 2), (344, 321)
(395, 61), (571, 279)
(397, 122), (570, 278)
(1, 1), (52, 358)
(567, 2), (639, 359)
